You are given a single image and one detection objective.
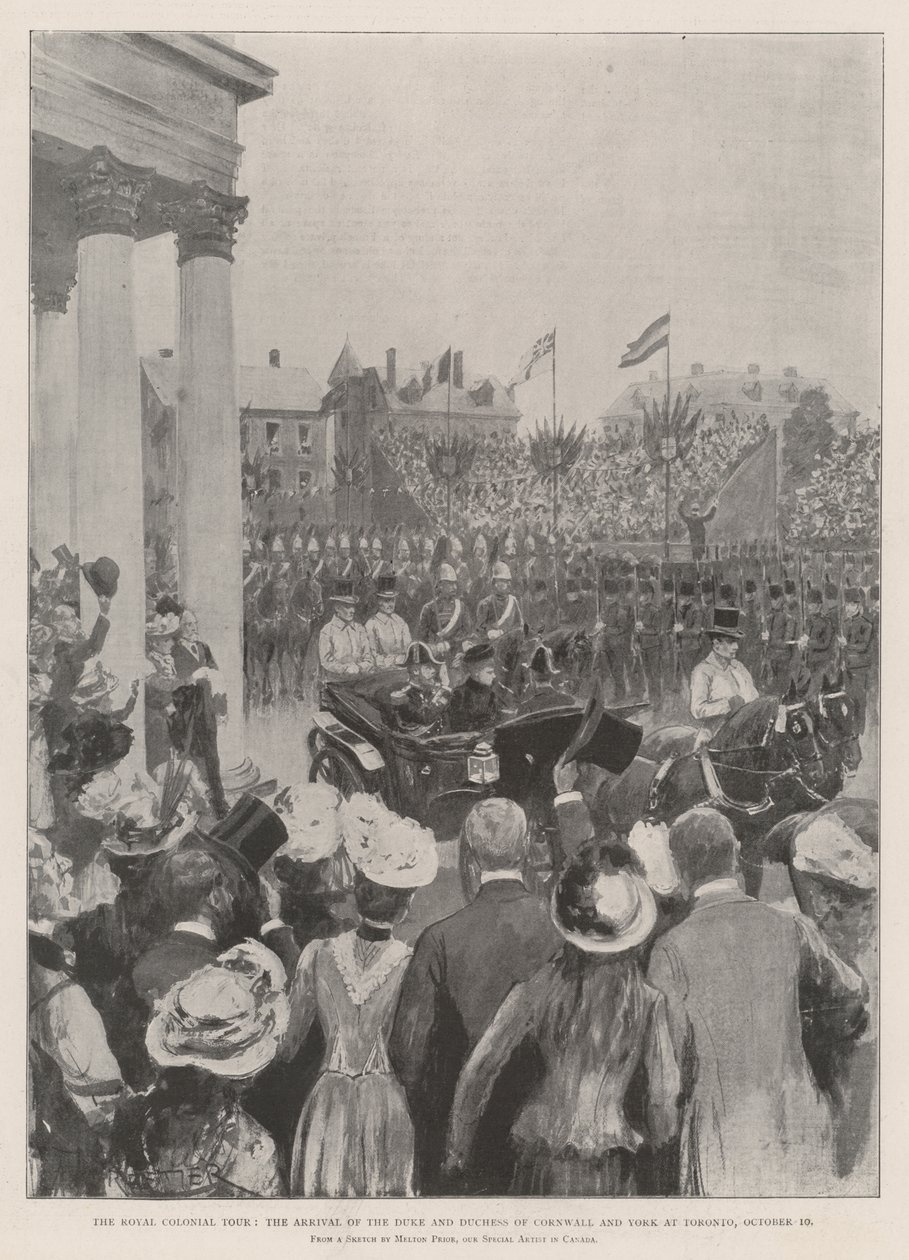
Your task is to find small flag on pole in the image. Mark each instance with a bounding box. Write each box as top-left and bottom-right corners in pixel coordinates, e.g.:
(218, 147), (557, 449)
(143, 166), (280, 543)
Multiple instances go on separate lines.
(509, 329), (555, 386)
(422, 347), (452, 393)
(619, 312), (670, 368)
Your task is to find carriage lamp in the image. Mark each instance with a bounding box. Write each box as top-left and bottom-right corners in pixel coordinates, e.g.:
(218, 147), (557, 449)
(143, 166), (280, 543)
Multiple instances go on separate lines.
(468, 741), (499, 785)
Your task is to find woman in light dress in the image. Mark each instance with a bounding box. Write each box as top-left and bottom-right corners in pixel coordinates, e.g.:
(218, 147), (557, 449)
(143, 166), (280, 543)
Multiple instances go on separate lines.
(283, 802), (438, 1196)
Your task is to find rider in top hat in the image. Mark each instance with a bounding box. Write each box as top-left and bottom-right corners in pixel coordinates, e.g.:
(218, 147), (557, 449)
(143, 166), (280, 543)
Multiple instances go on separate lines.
(419, 563), (473, 666)
(365, 572), (412, 670)
(475, 562), (524, 642)
(449, 643), (516, 733)
(689, 607), (759, 735)
(517, 643), (576, 716)
(318, 579), (375, 682)
(388, 642), (451, 734)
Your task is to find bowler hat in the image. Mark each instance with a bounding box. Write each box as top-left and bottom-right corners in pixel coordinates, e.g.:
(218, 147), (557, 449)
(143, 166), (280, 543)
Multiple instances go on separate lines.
(709, 607), (744, 638)
(81, 556), (120, 599)
(207, 793), (289, 871)
(463, 642), (494, 668)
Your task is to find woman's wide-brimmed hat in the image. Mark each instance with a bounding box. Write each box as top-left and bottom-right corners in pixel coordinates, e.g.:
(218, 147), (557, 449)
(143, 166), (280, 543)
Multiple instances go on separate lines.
(72, 660), (120, 706)
(552, 839), (657, 955)
(146, 611), (180, 639)
(270, 782), (342, 863)
(99, 773), (199, 858)
(48, 713), (134, 778)
(146, 941), (289, 1079)
(340, 792), (438, 888)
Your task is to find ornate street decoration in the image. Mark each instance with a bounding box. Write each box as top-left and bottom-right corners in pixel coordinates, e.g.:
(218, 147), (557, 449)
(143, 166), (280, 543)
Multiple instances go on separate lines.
(529, 416), (586, 482)
(425, 433), (477, 485)
(331, 446), (370, 493)
(640, 391), (703, 467)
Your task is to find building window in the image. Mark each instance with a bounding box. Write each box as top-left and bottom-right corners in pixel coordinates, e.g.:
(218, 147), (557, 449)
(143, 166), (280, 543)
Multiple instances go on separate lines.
(268, 468), (282, 492)
(298, 470), (312, 492)
(266, 421), (281, 455)
(297, 423), (311, 456)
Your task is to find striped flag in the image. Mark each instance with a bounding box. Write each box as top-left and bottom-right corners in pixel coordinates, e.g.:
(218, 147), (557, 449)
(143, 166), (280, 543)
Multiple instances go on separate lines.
(508, 328), (555, 387)
(422, 347), (452, 394)
(619, 312), (670, 368)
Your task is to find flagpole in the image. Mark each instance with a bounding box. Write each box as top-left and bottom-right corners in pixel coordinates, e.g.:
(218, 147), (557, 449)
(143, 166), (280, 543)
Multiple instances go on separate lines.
(446, 345), (452, 536)
(551, 328), (560, 622)
(664, 314), (671, 561)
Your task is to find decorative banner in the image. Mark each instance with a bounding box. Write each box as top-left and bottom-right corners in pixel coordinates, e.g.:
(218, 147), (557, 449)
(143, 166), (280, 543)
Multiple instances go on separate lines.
(529, 417), (586, 480)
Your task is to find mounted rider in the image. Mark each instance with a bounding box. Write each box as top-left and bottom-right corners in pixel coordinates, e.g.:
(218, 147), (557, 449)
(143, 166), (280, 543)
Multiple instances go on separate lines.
(689, 607), (759, 738)
(419, 563), (473, 669)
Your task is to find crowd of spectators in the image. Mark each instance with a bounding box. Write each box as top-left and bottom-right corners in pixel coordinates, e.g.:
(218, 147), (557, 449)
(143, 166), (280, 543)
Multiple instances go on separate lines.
(786, 427), (880, 549)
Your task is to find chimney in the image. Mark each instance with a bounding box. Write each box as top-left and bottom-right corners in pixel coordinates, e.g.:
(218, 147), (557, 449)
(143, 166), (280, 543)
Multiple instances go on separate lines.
(783, 365), (798, 378)
(747, 362), (760, 375)
(386, 347), (396, 389)
(453, 350), (464, 390)
(690, 362), (704, 376)
(158, 348), (173, 358)
(269, 348), (280, 368)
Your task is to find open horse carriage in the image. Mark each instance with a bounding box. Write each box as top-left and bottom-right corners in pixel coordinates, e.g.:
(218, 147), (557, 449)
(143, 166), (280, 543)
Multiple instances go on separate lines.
(307, 665), (643, 898)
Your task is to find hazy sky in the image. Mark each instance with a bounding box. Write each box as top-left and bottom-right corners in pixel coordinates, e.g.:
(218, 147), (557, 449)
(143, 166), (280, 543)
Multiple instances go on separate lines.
(135, 33), (882, 428)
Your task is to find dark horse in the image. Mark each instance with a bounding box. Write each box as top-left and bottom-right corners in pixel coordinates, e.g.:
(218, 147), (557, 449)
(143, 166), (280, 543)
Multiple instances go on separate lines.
(601, 674), (862, 898)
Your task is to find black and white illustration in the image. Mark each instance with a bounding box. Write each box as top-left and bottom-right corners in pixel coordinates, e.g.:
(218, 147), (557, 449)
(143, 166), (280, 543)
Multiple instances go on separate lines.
(27, 30), (880, 1200)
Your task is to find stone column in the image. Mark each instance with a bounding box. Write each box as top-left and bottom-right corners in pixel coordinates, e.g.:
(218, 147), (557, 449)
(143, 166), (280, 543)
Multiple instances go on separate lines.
(64, 146), (154, 769)
(30, 242), (78, 566)
(161, 182), (258, 790)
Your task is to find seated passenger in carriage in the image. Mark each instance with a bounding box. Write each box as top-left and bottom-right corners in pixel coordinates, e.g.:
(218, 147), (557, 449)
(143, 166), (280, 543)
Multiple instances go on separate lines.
(388, 641), (452, 735)
(449, 643), (517, 733)
(364, 572), (412, 669)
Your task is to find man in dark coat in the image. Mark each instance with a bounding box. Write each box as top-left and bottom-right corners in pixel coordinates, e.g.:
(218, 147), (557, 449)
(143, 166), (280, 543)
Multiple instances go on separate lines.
(169, 608), (229, 818)
(597, 577), (630, 701)
(839, 587), (874, 735)
(390, 796), (562, 1195)
(679, 499), (717, 562)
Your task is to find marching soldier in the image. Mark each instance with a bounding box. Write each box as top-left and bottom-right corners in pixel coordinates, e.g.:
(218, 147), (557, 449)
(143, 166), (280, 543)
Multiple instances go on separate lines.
(419, 564), (473, 668)
(527, 578), (558, 638)
(365, 572), (412, 670)
(799, 588), (835, 693)
(784, 579), (802, 638)
(634, 581), (662, 711)
(839, 587), (874, 736)
(596, 576), (630, 702)
(739, 578), (762, 678)
(762, 583), (796, 693)
(716, 582), (736, 609)
(675, 580), (703, 683)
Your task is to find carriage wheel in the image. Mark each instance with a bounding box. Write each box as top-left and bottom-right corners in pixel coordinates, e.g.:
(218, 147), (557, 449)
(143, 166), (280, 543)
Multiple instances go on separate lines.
(308, 746), (366, 799)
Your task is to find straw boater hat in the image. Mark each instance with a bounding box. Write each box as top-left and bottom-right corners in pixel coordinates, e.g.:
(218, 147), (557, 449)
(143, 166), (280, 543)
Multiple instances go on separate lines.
(98, 773), (199, 859)
(340, 793), (438, 888)
(146, 940), (289, 1080)
(552, 838), (657, 955)
(72, 660), (120, 707)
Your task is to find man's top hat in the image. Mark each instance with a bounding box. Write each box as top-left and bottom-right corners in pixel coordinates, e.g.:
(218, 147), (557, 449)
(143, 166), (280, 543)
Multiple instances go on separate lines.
(207, 793), (289, 872)
(404, 640), (443, 669)
(52, 544), (76, 568)
(331, 577), (357, 605)
(562, 687), (644, 773)
(678, 580), (695, 598)
(376, 572), (397, 596)
(463, 642), (495, 668)
(768, 583), (783, 600)
(709, 607), (744, 638)
(81, 556), (120, 599)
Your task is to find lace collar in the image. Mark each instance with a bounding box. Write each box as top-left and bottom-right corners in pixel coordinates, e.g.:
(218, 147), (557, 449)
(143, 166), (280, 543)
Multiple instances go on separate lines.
(329, 931), (410, 1006)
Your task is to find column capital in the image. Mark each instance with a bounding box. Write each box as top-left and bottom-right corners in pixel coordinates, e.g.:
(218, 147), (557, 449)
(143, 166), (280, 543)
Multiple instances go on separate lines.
(62, 146), (154, 240)
(159, 181), (249, 266)
(31, 235), (78, 315)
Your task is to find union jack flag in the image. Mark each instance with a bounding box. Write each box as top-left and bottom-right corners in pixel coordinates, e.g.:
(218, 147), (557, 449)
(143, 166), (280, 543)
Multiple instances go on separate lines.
(508, 328), (555, 387)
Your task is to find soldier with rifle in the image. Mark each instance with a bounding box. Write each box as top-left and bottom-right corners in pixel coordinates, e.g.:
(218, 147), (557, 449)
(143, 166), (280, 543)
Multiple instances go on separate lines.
(762, 583), (797, 693)
(675, 580), (703, 687)
(659, 572), (678, 709)
(634, 579), (663, 712)
(838, 587), (874, 736)
(597, 576), (631, 703)
(798, 587), (835, 694)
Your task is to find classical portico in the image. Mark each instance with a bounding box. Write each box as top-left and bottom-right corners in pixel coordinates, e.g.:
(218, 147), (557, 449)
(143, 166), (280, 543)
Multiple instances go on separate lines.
(31, 33), (275, 785)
